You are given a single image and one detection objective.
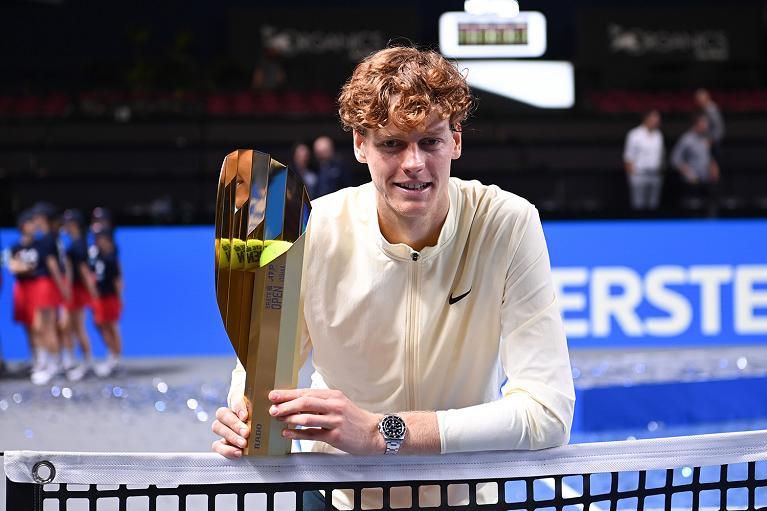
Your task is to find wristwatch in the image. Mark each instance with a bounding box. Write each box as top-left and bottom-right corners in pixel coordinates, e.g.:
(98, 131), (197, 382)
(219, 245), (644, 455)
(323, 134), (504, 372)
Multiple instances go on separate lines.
(378, 414), (407, 455)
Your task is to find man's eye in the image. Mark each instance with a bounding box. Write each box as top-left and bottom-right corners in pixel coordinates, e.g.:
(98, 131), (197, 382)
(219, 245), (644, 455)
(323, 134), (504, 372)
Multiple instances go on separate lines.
(421, 138), (441, 147)
(382, 140), (401, 148)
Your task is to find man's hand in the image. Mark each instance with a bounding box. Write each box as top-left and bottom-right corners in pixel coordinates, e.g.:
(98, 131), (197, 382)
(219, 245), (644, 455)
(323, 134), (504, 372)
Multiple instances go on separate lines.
(211, 398), (250, 458)
(268, 389), (385, 455)
(680, 164), (698, 184)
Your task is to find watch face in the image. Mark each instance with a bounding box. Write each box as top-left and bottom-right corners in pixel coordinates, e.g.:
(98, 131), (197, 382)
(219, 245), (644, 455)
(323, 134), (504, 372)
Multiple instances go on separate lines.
(381, 415), (406, 439)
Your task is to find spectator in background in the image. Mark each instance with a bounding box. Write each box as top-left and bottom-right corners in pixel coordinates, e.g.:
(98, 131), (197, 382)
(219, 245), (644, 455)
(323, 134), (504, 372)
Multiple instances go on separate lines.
(313, 136), (351, 197)
(90, 228), (124, 377)
(694, 89), (725, 160)
(251, 47), (286, 92)
(61, 209), (98, 381)
(623, 110), (665, 211)
(291, 142), (318, 198)
(671, 112), (720, 217)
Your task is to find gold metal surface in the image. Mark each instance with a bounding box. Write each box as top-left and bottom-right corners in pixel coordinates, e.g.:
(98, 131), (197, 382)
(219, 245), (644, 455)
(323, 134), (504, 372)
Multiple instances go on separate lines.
(214, 149), (311, 456)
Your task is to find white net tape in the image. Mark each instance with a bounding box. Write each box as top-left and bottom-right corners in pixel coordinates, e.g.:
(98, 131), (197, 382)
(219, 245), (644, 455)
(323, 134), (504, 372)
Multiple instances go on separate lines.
(5, 429), (767, 486)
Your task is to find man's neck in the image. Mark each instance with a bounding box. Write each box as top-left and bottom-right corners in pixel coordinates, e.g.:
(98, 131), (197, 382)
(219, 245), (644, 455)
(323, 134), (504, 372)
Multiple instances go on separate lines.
(377, 205), (449, 252)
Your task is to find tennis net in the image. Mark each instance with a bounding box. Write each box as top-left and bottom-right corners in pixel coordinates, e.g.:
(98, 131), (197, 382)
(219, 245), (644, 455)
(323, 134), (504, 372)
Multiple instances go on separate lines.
(4, 429), (767, 510)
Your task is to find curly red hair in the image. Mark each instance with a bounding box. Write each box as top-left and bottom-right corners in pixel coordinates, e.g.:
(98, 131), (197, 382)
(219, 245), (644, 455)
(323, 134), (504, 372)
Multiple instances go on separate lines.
(338, 46), (474, 135)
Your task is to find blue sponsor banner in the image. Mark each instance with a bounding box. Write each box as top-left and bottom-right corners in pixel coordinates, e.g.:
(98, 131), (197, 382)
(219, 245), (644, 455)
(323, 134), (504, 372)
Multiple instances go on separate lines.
(546, 219), (767, 348)
(1, 219), (765, 359)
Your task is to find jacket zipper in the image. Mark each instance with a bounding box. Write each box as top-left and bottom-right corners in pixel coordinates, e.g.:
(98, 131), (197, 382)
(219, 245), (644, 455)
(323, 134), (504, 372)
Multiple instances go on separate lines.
(405, 251), (420, 410)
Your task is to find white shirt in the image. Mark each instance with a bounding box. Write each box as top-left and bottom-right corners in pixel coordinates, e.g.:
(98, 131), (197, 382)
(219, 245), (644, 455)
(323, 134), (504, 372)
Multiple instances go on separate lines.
(623, 125), (664, 174)
(229, 178), (575, 508)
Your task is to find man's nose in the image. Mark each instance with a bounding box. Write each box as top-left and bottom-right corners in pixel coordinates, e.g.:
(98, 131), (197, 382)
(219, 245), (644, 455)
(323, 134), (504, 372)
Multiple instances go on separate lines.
(402, 144), (425, 174)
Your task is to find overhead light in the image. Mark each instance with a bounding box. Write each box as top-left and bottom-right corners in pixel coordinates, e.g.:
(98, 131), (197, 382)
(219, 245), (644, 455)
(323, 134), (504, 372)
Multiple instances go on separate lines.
(458, 60), (574, 109)
(464, 0), (520, 18)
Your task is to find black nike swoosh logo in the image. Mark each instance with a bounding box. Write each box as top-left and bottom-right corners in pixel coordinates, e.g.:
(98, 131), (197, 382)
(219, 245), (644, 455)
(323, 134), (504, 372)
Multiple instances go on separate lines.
(448, 288), (472, 305)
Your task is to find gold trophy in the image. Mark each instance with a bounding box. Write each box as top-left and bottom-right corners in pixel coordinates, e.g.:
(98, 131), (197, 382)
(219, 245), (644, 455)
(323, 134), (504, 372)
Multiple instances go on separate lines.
(215, 150), (311, 456)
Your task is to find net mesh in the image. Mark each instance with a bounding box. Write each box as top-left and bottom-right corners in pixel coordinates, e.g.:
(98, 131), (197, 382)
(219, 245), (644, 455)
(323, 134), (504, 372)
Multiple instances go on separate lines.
(5, 430), (767, 510)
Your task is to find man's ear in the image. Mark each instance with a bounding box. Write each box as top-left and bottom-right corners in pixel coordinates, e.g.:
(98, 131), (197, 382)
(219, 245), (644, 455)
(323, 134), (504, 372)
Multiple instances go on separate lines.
(352, 130), (367, 163)
(451, 127), (462, 160)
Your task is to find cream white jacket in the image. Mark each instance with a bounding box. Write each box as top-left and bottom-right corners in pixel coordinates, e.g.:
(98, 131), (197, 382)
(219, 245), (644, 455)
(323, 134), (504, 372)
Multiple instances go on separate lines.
(228, 178), (575, 503)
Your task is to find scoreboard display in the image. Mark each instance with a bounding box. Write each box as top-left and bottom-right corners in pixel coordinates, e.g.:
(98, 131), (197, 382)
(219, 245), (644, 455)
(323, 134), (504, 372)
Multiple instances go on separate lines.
(440, 11), (546, 58)
(458, 21), (528, 46)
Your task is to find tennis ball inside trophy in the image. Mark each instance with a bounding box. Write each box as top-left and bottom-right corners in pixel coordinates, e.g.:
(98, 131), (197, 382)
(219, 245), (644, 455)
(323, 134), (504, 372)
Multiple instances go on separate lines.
(218, 238), (231, 268)
(260, 240), (293, 267)
(230, 239), (247, 270)
(244, 239), (264, 271)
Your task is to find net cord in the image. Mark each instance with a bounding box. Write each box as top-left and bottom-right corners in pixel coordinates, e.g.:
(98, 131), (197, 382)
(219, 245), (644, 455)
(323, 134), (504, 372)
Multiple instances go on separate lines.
(4, 429), (767, 486)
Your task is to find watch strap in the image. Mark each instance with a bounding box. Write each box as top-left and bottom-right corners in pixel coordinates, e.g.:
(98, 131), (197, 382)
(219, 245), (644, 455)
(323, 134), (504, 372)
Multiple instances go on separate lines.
(384, 438), (403, 455)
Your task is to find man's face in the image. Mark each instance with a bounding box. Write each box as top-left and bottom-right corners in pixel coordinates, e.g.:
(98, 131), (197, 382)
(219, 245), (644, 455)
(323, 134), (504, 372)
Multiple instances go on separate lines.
(645, 111), (661, 131)
(293, 144), (310, 168)
(313, 137), (334, 162)
(353, 110), (462, 224)
(694, 116), (709, 134)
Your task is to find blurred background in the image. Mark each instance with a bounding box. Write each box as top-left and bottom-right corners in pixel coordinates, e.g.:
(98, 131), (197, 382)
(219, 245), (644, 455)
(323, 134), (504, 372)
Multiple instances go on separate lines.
(0, 0), (765, 223)
(1, 0), (767, 475)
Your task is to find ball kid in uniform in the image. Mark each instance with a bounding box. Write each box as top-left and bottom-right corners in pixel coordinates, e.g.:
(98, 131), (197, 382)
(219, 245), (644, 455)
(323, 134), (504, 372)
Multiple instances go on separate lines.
(8, 211), (39, 369)
(61, 209), (99, 381)
(90, 229), (123, 377)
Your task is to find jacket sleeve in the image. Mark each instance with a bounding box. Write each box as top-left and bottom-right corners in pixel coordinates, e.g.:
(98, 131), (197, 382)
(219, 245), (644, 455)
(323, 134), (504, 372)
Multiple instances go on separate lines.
(623, 129), (638, 164)
(436, 205), (575, 452)
(707, 106), (725, 143)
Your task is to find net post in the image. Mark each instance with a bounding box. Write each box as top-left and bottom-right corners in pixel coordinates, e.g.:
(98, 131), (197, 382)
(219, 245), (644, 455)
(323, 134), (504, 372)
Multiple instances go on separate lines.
(5, 478), (40, 510)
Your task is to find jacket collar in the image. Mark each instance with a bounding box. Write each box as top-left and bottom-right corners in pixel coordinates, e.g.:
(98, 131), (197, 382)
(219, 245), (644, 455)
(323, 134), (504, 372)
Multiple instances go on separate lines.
(369, 179), (460, 262)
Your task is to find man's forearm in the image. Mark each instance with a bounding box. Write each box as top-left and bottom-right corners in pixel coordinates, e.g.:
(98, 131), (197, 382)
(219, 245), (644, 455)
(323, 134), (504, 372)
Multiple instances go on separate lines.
(394, 411), (440, 455)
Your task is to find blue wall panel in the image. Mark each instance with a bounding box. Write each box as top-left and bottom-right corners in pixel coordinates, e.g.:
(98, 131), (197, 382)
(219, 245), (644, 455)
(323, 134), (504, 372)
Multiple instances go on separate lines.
(1, 219), (766, 359)
(0, 226), (234, 360)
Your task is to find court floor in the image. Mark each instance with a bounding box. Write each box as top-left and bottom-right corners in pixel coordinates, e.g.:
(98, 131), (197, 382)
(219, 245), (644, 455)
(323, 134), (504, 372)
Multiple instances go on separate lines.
(2, 352), (767, 510)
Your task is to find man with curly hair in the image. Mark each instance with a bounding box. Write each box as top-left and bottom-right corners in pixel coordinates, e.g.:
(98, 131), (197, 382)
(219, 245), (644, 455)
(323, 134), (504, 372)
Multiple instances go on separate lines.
(213, 46), (574, 509)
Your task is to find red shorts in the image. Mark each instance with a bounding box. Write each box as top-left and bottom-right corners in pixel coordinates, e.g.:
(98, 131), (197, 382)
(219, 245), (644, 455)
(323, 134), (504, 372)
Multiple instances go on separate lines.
(66, 282), (92, 311)
(13, 280), (33, 325)
(27, 276), (62, 311)
(93, 295), (122, 325)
